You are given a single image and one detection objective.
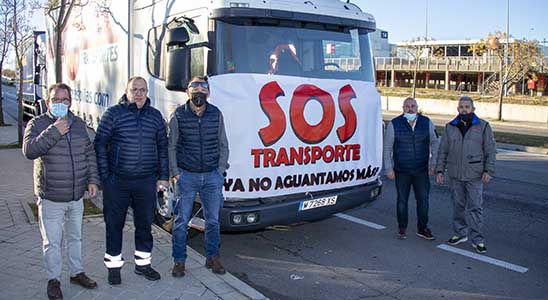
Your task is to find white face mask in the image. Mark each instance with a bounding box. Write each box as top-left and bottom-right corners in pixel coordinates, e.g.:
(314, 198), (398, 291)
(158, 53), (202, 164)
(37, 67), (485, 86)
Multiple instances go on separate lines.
(404, 113), (417, 121)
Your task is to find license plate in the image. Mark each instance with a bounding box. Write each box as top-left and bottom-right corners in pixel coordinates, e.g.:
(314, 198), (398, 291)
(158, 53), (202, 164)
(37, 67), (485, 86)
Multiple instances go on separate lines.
(299, 196), (338, 211)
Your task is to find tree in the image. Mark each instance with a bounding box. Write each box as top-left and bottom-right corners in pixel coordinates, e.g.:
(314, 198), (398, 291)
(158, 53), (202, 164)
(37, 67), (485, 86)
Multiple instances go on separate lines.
(397, 37), (438, 98)
(475, 32), (546, 120)
(11, 0), (30, 145)
(32, 0), (86, 83)
(0, 0), (15, 126)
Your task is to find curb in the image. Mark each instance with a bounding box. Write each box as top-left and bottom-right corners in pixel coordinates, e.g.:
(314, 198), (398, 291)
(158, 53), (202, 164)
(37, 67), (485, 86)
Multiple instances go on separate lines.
(90, 192), (269, 300)
(496, 142), (548, 155)
(382, 113), (547, 155)
(382, 110), (548, 132)
(154, 224), (269, 300)
(20, 199), (36, 224)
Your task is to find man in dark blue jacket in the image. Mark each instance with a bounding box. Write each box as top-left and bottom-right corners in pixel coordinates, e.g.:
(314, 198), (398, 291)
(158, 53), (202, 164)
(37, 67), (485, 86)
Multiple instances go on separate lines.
(168, 76), (229, 277)
(383, 97), (439, 240)
(94, 76), (169, 284)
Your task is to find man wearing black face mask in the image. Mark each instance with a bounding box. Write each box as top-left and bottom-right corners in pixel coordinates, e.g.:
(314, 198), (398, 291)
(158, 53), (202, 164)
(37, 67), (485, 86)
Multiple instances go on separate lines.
(167, 76), (230, 277)
(435, 96), (496, 254)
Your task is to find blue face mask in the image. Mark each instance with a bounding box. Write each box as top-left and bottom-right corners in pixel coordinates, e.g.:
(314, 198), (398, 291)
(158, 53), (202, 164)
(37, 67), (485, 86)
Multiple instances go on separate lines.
(50, 103), (69, 118)
(404, 113), (417, 121)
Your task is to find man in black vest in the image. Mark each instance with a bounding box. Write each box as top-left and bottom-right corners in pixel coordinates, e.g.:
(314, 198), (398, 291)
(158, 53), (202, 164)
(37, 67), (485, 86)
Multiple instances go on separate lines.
(168, 76), (230, 277)
(383, 97), (439, 240)
(94, 76), (169, 284)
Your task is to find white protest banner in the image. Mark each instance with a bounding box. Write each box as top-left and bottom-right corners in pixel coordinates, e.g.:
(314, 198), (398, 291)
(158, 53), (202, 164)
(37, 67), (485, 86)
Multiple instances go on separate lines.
(209, 73), (382, 199)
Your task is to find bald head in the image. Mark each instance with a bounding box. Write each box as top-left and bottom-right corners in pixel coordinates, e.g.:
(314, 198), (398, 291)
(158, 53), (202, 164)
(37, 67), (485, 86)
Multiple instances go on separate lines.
(402, 97), (418, 114)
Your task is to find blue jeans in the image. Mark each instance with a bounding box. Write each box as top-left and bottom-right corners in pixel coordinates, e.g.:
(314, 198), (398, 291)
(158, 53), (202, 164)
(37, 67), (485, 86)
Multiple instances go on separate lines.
(172, 169), (224, 263)
(395, 173), (430, 230)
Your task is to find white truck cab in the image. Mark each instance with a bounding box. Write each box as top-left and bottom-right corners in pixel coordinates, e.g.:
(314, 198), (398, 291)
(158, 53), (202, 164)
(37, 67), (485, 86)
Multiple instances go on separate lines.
(47, 0), (383, 231)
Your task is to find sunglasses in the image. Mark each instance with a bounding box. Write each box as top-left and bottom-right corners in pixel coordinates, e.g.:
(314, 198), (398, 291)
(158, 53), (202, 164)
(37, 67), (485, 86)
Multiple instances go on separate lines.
(188, 81), (209, 89)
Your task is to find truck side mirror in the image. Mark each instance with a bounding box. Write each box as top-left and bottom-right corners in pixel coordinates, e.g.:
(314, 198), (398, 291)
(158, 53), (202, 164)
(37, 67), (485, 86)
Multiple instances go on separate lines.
(165, 27), (191, 91)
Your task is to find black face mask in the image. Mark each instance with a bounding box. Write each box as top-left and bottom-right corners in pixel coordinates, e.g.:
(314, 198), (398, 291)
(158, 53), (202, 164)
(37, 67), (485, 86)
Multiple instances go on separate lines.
(459, 112), (473, 123)
(190, 92), (207, 107)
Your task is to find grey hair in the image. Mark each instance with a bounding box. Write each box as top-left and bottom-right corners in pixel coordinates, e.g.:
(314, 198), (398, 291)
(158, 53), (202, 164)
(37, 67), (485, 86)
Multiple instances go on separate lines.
(458, 95), (475, 108)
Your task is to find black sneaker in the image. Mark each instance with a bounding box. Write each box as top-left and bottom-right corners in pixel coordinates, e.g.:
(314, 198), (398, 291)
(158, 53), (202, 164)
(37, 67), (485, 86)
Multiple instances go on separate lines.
(107, 267), (121, 285)
(472, 243), (487, 254)
(447, 235), (468, 245)
(135, 265), (161, 281)
(417, 228), (435, 240)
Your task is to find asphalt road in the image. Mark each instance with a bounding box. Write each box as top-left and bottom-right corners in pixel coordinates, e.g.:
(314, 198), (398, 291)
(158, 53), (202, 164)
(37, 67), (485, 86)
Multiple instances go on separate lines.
(189, 151), (548, 300)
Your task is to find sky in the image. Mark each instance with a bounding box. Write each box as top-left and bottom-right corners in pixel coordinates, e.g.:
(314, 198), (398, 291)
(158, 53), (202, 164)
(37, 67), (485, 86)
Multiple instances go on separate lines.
(29, 0), (548, 44)
(354, 0), (548, 44)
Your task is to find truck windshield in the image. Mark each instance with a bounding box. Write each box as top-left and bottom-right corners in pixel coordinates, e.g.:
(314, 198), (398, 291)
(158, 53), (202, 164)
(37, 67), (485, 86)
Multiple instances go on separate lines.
(215, 19), (374, 81)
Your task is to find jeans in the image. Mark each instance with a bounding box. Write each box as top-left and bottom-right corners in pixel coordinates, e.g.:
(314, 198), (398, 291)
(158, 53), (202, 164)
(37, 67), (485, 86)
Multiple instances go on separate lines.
(102, 175), (156, 268)
(172, 169), (224, 263)
(38, 198), (84, 280)
(395, 173), (430, 230)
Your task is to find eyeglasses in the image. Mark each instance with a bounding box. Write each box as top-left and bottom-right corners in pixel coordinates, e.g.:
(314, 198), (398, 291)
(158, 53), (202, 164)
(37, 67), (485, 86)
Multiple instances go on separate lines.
(188, 81), (209, 89)
(129, 88), (148, 94)
(51, 97), (70, 105)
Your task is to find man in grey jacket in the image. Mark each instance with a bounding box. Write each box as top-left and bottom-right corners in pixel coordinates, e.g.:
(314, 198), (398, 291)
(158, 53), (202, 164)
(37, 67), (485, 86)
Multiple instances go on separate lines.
(435, 96), (496, 254)
(23, 83), (99, 300)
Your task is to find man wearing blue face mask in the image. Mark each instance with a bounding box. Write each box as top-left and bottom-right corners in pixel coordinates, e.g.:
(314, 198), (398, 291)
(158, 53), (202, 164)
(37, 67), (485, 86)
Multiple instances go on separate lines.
(436, 96), (496, 254)
(383, 97), (439, 240)
(23, 83), (99, 300)
(167, 76), (230, 277)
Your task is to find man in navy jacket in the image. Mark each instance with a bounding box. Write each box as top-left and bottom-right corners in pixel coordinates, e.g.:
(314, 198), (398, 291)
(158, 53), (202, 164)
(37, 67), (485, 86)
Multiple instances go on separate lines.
(383, 97), (439, 240)
(94, 76), (169, 284)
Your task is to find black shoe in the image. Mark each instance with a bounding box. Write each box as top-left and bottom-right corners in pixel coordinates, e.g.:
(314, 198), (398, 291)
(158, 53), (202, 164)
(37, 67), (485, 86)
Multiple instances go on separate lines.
(135, 265), (161, 281)
(108, 267), (121, 285)
(47, 279), (63, 300)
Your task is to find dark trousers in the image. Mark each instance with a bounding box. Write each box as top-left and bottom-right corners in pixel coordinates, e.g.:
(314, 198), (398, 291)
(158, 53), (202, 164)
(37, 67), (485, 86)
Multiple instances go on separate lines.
(103, 175), (156, 258)
(395, 173), (430, 230)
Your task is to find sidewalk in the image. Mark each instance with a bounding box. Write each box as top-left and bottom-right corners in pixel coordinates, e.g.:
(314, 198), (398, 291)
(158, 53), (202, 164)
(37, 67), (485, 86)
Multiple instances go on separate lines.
(0, 139), (268, 300)
(383, 110), (548, 155)
(383, 110), (548, 137)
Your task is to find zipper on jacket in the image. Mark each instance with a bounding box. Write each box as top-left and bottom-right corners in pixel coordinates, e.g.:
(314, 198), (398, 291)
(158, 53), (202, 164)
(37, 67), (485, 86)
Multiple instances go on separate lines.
(137, 109), (143, 169)
(199, 117), (204, 171)
(67, 135), (76, 200)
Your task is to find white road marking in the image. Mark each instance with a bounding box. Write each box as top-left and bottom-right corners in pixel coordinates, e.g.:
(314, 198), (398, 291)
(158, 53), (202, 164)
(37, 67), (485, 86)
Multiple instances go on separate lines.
(334, 213), (386, 230)
(437, 244), (528, 273)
